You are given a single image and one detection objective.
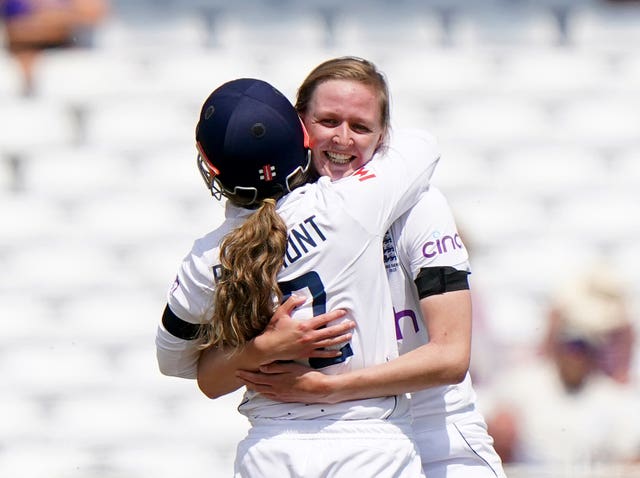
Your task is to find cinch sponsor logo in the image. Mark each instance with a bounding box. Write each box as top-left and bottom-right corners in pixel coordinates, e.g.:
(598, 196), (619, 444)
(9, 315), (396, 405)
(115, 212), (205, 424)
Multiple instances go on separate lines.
(422, 232), (464, 258)
(394, 307), (420, 340)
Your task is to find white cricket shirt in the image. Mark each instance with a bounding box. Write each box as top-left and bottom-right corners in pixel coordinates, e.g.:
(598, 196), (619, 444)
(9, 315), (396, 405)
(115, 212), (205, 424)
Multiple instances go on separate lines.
(385, 186), (478, 420)
(156, 129), (440, 421)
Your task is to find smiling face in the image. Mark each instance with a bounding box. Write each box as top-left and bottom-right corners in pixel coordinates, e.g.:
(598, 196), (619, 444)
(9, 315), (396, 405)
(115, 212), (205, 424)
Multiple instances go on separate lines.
(301, 79), (384, 180)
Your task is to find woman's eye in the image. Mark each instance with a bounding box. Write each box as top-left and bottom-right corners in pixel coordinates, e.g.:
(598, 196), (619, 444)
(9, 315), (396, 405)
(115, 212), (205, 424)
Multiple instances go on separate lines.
(352, 125), (371, 133)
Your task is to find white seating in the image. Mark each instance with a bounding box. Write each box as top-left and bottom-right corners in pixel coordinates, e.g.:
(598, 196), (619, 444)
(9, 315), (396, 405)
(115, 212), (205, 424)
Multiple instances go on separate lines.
(384, 49), (498, 104)
(496, 47), (613, 101)
(5, 241), (133, 299)
(551, 95), (640, 148)
(93, 12), (209, 52)
(59, 290), (163, 347)
(331, 4), (444, 58)
(0, 444), (94, 478)
(0, 193), (68, 250)
(214, 7), (329, 54)
(451, 4), (561, 49)
(144, 49), (264, 106)
(429, 144), (493, 197)
(0, 53), (23, 98)
(83, 97), (195, 152)
(0, 97), (76, 154)
(614, 52), (640, 96)
(72, 192), (197, 250)
(452, 192), (548, 251)
(496, 144), (609, 202)
(109, 442), (235, 478)
(549, 189), (640, 244)
(610, 148), (640, 192)
(570, 3), (640, 52)
(32, 49), (148, 104)
(0, 396), (47, 441)
(470, 286), (547, 350)
(0, 295), (58, 344)
(134, 144), (209, 201)
(0, 153), (14, 191)
(20, 146), (132, 203)
(436, 96), (551, 149)
(472, 236), (598, 298)
(0, 341), (114, 396)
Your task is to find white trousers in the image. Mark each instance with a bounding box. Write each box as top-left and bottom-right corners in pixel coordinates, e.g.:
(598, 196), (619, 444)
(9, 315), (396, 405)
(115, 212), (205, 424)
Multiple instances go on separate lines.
(412, 407), (507, 478)
(234, 418), (425, 478)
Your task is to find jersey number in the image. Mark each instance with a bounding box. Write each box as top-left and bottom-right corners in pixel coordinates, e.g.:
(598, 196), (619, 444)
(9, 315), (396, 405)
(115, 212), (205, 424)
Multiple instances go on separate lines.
(279, 271), (353, 369)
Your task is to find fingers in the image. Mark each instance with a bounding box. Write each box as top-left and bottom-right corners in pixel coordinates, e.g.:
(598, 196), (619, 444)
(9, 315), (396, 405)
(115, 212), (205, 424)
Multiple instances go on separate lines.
(276, 294), (306, 315)
(306, 308), (348, 329)
(306, 348), (344, 358)
(315, 320), (354, 340)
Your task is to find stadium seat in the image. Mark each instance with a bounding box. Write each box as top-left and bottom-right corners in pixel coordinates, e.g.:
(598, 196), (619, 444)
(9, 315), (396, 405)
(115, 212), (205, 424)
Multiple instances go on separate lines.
(570, 3), (640, 52)
(496, 144), (609, 203)
(0, 53), (23, 97)
(496, 47), (612, 102)
(0, 194), (67, 251)
(331, 3), (445, 58)
(1, 341), (114, 397)
(93, 11), (209, 52)
(19, 146), (132, 204)
(0, 444), (94, 478)
(5, 241), (133, 300)
(451, 3), (561, 48)
(0, 97), (76, 154)
(72, 191), (197, 250)
(549, 189), (640, 245)
(32, 49), (148, 105)
(451, 192), (548, 252)
(435, 96), (552, 149)
(551, 95), (640, 148)
(384, 49), (499, 105)
(83, 97), (195, 152)
(214, 6), (329, 53)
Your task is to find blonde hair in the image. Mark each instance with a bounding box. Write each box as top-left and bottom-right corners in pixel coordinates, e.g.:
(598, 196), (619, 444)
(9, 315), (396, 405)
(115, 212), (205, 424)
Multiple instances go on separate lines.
(201, 198), (287, 349)
(296, 56), (391, 151)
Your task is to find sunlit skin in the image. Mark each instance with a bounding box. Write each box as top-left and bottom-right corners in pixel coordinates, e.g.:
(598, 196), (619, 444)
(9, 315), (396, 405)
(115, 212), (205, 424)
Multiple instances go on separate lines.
(301, 79), (385, 180)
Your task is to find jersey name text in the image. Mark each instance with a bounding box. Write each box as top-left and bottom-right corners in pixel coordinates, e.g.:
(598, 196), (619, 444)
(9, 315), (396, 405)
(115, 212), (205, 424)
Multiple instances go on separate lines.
(283, 215), (327, 267)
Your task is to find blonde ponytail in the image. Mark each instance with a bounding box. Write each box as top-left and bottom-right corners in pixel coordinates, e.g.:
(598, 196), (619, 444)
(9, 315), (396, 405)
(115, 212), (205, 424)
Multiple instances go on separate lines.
(202, 199), (287, 349)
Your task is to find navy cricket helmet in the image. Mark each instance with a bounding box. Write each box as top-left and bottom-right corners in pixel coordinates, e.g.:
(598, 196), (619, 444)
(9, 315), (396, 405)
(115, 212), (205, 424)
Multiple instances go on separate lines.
(195, 78), (311, 206)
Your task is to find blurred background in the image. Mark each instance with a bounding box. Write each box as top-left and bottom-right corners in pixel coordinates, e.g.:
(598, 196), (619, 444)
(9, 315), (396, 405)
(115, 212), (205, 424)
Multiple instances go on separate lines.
(1, 0), (639, 477)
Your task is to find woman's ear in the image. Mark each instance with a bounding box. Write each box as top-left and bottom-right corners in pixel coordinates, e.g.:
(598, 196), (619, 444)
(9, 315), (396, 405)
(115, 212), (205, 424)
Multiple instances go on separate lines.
(299, 116), (312, 148)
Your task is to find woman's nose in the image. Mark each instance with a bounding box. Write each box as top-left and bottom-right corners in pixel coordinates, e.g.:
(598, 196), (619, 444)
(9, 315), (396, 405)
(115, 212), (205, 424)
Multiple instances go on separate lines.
(332, 124), (352, 146)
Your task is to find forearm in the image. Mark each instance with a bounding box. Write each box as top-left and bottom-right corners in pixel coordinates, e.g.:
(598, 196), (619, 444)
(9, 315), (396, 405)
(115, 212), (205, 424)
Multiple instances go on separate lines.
(197, 341), (270, 399)
(323, 342), (468, 403)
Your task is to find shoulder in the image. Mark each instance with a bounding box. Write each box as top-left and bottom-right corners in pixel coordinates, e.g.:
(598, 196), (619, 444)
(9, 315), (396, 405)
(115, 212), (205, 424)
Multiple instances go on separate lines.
(415, 186), (451, 212)
(395, 186), (456, 236)
(386, 128), (440, 158)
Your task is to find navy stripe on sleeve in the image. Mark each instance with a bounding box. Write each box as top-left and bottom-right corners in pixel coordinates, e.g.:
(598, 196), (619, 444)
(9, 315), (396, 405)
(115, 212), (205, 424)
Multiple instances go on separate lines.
(162, 304), (203, 340)
(414, 266), (470, 299)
